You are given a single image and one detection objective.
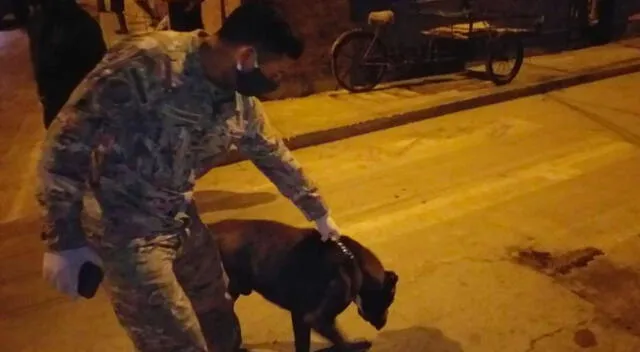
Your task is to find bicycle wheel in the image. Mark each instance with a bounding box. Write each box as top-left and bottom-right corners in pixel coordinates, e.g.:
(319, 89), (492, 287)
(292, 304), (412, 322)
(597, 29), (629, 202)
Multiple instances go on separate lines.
(485, 34), (524, 86)
(331, 29), (388, 93)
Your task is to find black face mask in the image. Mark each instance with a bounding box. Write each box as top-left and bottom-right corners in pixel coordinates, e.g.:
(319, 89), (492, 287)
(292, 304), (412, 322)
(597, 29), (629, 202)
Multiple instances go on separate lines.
(236, 67), (279, 97)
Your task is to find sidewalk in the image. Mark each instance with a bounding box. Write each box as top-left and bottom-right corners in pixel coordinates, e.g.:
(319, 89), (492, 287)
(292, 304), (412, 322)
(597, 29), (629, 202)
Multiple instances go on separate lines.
(259, 38), (640, 154)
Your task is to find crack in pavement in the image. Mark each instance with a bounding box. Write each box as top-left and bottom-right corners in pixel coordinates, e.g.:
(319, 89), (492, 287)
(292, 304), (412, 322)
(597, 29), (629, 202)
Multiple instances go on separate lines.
(524, 320), (590, 352)
(415, 256), (510, 272)
(524, 327), (564, 352)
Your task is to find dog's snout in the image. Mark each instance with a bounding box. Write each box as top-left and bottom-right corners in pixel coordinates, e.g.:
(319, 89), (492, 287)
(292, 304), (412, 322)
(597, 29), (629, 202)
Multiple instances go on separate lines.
(373, 319), (386, 330)
(373, 311), (389, 330)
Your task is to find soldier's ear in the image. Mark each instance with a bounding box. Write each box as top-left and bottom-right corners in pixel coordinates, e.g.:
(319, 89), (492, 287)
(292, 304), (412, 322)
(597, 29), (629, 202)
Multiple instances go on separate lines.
(235, 46), (256, 71)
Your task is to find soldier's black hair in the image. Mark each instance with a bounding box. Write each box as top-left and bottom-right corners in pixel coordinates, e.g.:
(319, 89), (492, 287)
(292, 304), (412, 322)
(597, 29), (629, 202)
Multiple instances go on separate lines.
(217, 2), (304, 60)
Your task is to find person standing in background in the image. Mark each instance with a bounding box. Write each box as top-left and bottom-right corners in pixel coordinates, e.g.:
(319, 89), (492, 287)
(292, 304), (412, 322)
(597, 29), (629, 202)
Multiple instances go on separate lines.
(8, 0), (31, 27)
(28, 0), (106, 128)
(167, 0), (205, 31)
(134, 0), (162, 26)
(109, 0), (130, 34)
(98, 0), (163, 34)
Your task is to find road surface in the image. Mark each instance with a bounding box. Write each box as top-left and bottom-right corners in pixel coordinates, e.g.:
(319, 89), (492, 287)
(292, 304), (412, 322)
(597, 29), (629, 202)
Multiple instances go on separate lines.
(2, 52), (640, 352)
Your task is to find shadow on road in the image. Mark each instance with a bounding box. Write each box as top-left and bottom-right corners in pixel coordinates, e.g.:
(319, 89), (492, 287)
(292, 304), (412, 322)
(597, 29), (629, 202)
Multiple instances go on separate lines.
(194, 190), (278, 212)
(242, 340), (329, 352)
(243, 326), (464, 352)
(463, 69), (492, 82)
(372, 326), (464, 351)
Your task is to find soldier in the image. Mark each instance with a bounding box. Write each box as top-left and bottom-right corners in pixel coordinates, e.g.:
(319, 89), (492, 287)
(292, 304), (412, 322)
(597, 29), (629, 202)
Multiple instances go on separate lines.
(37, 3), (343, 352)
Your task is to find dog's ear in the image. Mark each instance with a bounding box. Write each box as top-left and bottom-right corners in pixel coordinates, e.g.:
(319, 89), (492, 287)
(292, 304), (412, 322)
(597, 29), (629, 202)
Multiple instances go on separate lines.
(384, 270), (398, 286)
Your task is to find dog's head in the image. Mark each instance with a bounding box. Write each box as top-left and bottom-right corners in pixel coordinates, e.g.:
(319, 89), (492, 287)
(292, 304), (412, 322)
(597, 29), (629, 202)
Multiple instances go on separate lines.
(355, 270), (398, 330)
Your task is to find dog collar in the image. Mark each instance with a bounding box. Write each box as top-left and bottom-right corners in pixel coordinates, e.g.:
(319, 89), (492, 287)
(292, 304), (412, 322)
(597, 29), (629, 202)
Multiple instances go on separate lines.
(332, 238), (355, 260)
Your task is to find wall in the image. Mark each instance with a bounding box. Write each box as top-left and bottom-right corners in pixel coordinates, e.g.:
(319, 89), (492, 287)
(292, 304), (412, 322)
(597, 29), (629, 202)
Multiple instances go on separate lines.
(202, 0), (347, 99)
(202, 0), (241, 33)
(247, 0), (354, 99)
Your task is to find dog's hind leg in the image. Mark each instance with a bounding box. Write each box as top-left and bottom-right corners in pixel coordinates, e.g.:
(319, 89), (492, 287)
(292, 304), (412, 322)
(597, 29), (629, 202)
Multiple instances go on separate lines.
(292, 313), (312, 352)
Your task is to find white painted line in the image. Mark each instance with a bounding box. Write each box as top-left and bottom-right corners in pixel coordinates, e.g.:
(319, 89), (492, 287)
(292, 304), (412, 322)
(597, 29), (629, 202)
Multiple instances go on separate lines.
(343, 138), (636, 240)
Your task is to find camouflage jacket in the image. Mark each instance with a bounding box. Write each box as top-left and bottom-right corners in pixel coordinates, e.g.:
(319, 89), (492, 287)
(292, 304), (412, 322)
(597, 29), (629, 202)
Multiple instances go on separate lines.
(36, 31), (328, 251)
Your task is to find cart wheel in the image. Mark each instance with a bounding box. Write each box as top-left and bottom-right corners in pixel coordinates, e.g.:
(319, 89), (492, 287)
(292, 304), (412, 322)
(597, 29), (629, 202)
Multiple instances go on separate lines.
(331, 29), (388, 93)
(485, 35), (524, 86)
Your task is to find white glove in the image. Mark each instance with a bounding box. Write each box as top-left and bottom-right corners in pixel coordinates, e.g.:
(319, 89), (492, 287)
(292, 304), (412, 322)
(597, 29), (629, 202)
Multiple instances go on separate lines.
(43, 247), (103, 299)
(314, 214), (342, 242)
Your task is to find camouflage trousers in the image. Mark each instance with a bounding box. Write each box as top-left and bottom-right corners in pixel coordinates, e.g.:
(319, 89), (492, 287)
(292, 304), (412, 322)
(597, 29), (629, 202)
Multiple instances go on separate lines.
(96, 206), (241, 352)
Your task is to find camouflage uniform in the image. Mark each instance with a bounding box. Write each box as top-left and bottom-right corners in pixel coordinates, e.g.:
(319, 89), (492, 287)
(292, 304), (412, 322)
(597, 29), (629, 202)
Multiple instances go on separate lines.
(36, 30), (328, 352)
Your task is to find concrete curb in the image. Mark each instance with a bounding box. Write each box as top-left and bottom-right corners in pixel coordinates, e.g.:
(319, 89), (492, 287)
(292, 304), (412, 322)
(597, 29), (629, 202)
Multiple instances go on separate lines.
(219, 57), (640, 166)
(288, 58), (640, 147)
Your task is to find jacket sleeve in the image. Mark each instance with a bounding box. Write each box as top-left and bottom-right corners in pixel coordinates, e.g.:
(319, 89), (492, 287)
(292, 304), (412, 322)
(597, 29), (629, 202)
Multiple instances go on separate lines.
(237, 96), (329, 221)
(36, 101), (101, 252)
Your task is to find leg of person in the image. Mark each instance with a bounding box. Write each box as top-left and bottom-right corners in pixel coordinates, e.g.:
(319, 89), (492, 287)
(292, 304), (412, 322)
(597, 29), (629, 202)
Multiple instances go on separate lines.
(133, 0), (161, 25)
(9, 0), (30, 26)
(100, 233), (210, 352)
(41, 76), (83, 129)
(41, 89), (68, 129)
(168, 1), (203, 32)
(173, 204), (242, 352)
(115, 12), (130, 34)
(184, 3), (204, 30)
(42, 97), (59, 129)
(110, 0), (129, 34)
(167, 2), (188, 31)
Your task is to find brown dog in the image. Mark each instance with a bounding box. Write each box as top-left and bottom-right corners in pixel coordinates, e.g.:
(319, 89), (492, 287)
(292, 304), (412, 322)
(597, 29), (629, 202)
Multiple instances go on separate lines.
(209, 219), (399, 352)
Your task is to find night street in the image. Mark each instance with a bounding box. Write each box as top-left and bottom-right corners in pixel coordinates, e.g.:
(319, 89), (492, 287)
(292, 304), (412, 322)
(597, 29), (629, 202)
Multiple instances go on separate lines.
(2, 38), (640, 350)
(2, 0), (640, 346)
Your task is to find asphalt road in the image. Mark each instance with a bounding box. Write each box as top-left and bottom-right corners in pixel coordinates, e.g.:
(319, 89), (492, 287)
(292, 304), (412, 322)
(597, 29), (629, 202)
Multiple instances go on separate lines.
(2, 72), (640, 351)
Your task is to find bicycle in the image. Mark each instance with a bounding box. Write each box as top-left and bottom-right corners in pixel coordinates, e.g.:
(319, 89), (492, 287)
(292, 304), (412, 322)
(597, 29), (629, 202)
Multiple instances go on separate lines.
(331, 0), (544, 93)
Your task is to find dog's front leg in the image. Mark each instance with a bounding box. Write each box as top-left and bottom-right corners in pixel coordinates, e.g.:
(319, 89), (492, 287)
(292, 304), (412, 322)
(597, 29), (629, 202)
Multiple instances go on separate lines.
(309, 320), (350, 351)
(292, 313), (312, 352)
(303, 273), (352, 351)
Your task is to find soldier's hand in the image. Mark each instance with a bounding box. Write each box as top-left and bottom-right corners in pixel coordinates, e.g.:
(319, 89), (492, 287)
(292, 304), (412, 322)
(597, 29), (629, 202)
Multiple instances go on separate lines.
(314, 214), (342, 242)
(42, 247), (103, 299)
